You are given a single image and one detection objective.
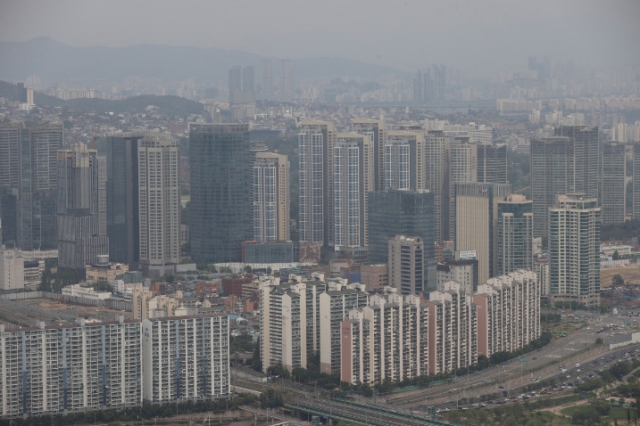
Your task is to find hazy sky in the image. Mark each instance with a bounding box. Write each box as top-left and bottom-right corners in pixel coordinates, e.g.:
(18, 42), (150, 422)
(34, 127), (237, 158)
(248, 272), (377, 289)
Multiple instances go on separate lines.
(1, 0), (639, 73)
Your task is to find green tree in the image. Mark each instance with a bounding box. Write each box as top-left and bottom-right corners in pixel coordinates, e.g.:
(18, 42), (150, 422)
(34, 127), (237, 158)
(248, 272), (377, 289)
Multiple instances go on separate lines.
(251, 337), (262, 372)
(613, 274), (624, 286)
(244, 265), (252, 274)
(92, 279), (112, 292)
(613, 250), (621, 260)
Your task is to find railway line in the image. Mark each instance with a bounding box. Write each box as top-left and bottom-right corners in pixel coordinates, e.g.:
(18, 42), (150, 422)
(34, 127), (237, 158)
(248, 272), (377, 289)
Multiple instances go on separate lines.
(287, 397), (458, 426)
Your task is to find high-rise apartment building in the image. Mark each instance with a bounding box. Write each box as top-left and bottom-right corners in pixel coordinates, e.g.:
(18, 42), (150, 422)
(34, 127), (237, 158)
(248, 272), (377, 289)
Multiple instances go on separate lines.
(298, 120), (336, 246)
(253, 152), (290, 242)
(137, 134), (180, 276)
(601, 142), (626, 225)
(228, 66), (241, 103)
(530, 126), (599, 237)
(141, 314), (229, 404)
(189, 124), (252, 263)
(455, 183), (512, 284)
(0, 317), (141, 417)
(388, 235), (424, 294)
(477, 144), (507, 184)
(351, 119), (386, 191)
(448, 137), (477, 242)
(384, 130), (425, 191)
(474, 270), (541, 358)
(425, 130), (451, 243)
(333, 133), (373, 249)
(57, 143), (108, 271)
(368, 190), (436, 289)
(549, 193), (600, 307)
(105, 132), (144, 269)
(319, 282), (368, 375)
(426, 281), (476, 375)
(496, 195), (533, 276)
(341, 293), (428, 386)
(260, 277), (327, 373)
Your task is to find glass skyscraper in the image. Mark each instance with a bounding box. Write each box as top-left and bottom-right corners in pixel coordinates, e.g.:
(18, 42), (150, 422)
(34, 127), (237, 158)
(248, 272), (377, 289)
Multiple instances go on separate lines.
(367, 189), (436, 291)
(190, 124), (252, 263)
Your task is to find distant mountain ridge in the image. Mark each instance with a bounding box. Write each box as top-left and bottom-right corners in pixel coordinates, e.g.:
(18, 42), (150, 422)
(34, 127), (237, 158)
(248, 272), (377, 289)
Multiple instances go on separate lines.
(0, 37), (406, 85)
(0, 79), (204, 116)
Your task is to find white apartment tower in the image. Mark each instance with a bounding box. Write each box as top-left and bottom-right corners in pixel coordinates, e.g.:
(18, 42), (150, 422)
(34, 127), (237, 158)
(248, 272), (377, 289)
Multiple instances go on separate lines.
(384, 130), (425, 191)
(351, 118), (386, 191)
(137, 133), (180, 276)
(448, 138), (477, 242)
(549, 193), (601, 307)
(253, 152), (290, 242)
(141, 314), (229, 404)
(333, 133), (373, 249)
(298, 120), (336, 246)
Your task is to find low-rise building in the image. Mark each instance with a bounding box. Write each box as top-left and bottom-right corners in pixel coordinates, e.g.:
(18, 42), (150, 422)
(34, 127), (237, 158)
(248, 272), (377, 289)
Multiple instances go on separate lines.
(61, 283), (112, 301)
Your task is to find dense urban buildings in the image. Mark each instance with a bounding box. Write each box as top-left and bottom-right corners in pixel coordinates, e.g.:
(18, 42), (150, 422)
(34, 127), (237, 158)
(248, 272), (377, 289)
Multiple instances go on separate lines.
(549, 194), (601, 307)
(477, 144), (507, 184)
(496, 195), (533, 276)
(57, 143), (108, 273)
(436, 258), (478, 294)
(530, 127), (599, 237)
(189, 124), (252, 263)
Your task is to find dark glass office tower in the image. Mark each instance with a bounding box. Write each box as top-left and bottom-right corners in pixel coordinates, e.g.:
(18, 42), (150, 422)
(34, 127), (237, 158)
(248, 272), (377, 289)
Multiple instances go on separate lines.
(0, 122), (63, 251)
(367, 189), (436, 291)
(105, 132), (143, 269)
(477, 144), (507, 184)
(190, 124), (252, 263)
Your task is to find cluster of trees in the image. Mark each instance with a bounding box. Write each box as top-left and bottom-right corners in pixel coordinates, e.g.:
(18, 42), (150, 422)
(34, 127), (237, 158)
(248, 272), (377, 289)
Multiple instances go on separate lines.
(0, 394), (257, 426)
(38, 265), (80, 293)
(569, 400), (611, 425)
(230, 334), (256, 354)
(601, 219), (640, 241)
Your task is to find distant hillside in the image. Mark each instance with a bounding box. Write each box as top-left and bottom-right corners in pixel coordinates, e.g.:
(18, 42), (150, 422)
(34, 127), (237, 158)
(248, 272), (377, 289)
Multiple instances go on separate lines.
(0, 80), (204, 116)
(0, 37), (406, 85)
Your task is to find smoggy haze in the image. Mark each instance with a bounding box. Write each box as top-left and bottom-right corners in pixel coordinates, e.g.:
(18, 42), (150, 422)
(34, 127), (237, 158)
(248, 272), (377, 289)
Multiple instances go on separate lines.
(1, 0), (639, 75)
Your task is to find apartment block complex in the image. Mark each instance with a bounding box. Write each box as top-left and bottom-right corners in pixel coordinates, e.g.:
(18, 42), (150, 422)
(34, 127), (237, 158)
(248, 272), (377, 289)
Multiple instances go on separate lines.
(474, 270), (541, 358)
(0, 317), (141, 417)
(259, 276), (327, 373)
(341, 293), (428, 386)
(384, 130), (425, 191)
(141, 314), (230, 404)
